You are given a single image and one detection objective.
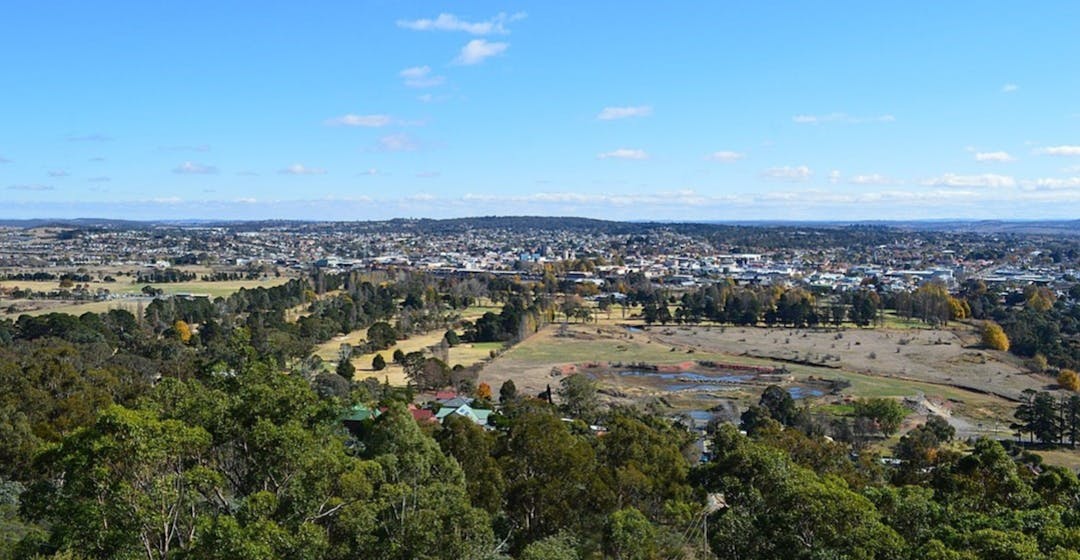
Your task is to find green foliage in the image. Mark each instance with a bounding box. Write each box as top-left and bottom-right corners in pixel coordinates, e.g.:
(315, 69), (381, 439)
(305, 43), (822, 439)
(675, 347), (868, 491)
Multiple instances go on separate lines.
(604, 507), (656, 560)
(695, 425), (904, 559)
(499, 379), (518, 403)
(853, 397), (909, 436)
(557, 374), (600, 422)
(336, 356), (355, 380)
(519, 532), (579, 560)
(371, 353), (386, 371)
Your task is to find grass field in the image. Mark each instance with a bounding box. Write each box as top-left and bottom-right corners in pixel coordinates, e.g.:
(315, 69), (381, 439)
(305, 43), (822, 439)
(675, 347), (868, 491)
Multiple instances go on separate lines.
(315, 303), (509, 386)
(1, 277), (292, 318)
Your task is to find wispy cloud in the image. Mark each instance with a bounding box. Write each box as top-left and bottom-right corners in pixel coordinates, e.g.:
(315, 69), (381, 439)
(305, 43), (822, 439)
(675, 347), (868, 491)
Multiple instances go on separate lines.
(325, 114), (393, 127)
(922, 173), (1015, 188)
(597, 106), (652, 120)
(1002, 83), (1019, 93)
(358, 168), (380, 176)
(704, 150), (745, 162)
(377, 133), (421, 152)
(278, 164), (326, 175)
(849, 173), (898, 186)
(88, 176), (111, 183)
(454, 39), (508, 65)
(47, 170), (69, 177)
(792, 113), (895, 125)
(598, 148), (649, 160)
(1021, 177), (1080, 190)
(7, 184), (53, 191)
(173, 161), (219, 175)
(1037, 145), (1080, 156)
(67, 133), (112, 142)
(974, 151), (1016, 162)
(761, 165), (812, 181)
(400, 65), (446, 88)
(397, 12), (525, 35)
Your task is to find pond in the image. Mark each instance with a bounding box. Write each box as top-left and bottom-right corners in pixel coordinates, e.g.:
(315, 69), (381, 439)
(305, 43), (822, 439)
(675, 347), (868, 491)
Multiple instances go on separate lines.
(617, 370), (822, 398)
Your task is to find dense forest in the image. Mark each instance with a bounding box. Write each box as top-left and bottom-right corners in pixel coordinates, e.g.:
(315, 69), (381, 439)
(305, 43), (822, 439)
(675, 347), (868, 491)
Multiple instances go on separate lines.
(3, 270), (1080, 558)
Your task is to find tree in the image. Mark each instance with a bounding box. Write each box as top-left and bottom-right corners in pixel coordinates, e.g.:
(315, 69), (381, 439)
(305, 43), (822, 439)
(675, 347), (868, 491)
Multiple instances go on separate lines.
(853, 398), (908, 436)
(520, 532), (580, 560)
(697, 425), (904, 559)
(1058, 369), (1079, 391)
(371, 353), (386, 371)
(558, 374), (600, 422)
(476, 382), (492, 400)
(173, 320), (192, 343)
(604, 507), (656, 560)
(361, 403), (494, 558)
(437, 414), (505, 515)
(498, 409), (611, 547)
(500, 379), (518, 403)
(20, 406), (211, 560)
(759, 385), (797, 426)
(366, 321), (397, 350)
(336, 357), (356, 380)
(403, 354), (450, 391)
(981, 321), (1010, 351)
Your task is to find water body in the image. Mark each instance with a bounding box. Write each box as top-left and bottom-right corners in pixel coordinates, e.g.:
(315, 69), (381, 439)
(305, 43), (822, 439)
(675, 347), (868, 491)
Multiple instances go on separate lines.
(618, 370), (822, 398)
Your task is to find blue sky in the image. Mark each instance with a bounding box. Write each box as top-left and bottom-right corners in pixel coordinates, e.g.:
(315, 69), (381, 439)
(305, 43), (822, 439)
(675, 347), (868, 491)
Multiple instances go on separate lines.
(2, 1), (1080, 221)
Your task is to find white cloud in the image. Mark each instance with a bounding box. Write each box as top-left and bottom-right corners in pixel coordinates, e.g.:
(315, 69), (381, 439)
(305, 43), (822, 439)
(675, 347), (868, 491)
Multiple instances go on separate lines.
(974, 151), (1016, 162)
(47, 170), (69, 177)
(1022, 177), (1080, 190)
(922, 173), (1015, 188)
(454, 39), (508, 65)
(397, 12), (525, 35)
(7, 184), (53, 191)
(1002, 83), (1019, 93)
(358, 168), (380, 176)
(326, 114), (392, 127)
(407, 193), (437, 201)
(597, 106), (652, 120)
(377, 133), (420, 152)
(597, 148), (649, 160)
(761, 165), (812, 181)
(173, 161), (219, 175)
(279, 164), (326, 175)
(849, 173), (897, 186)
(792, 113), (895, 125)
(1038, 145), (1080, 156)
(704, 151), (746, 162)
(828, 170), (841, 184)
(400, 66), (445, 88)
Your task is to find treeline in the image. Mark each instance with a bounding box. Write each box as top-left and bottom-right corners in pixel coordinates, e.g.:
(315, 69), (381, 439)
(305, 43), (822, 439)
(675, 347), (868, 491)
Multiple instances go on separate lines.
(0, 272), (93, 283)
(1012, 389), (1080, 446)
(136, 268), (197, 283)
(649, 283), (883, 328)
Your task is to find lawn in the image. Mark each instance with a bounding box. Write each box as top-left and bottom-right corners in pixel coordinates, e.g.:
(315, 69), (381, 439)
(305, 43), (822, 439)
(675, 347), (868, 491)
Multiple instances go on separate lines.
(1, 277), (293, 318)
